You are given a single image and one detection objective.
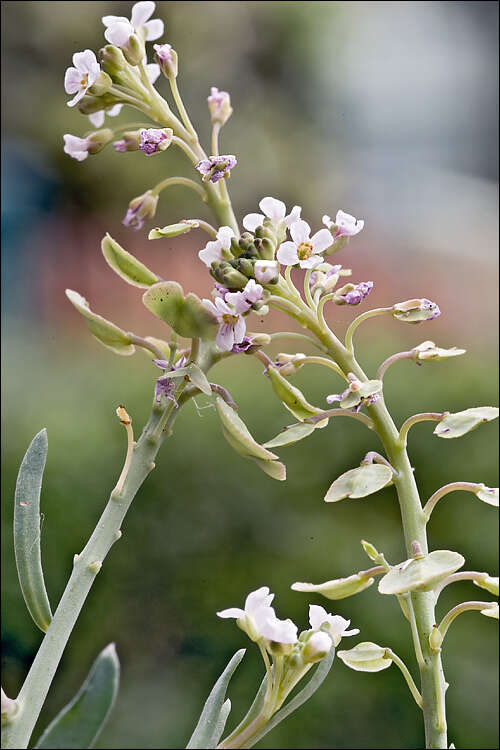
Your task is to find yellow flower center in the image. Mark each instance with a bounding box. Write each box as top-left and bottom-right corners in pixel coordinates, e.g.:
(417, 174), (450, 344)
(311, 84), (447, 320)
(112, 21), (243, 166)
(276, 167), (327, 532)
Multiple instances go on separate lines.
(80, 73), (89, 88)
(222, 313), (238, 325)
(297, 241), (313, 260)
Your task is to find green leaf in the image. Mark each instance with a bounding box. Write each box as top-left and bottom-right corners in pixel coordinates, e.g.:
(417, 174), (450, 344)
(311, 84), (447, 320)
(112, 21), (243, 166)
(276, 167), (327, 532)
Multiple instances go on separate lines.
(337, 642), (392, 673)
(325, 464), (393, 503)
(14, 429), (52, 632)
(251, 458), (287, 481)
(475, 485), (499, 506)
(101, 234), (160, 288)
(34, 643), (120, 749)
(263, 422), (316, 448)
(143, 281), (219, 340)
(216, 397), (279, 462)
(66, 290), (135, 355)
(219, 676), (268, 746)
(434, 407), (499, 438)
(245, 648), (335, 748)
(186, 649), (245, 749)
(188, 364), (212, 396)
(474, 576), (499, 597)
(292, 574), (374, 600)
(266, 365), (327, 425)
(378, 550), (465, 595)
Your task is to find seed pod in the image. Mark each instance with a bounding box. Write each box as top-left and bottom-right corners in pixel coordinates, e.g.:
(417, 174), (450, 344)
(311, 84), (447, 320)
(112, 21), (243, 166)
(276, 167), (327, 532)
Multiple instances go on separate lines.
(215, 397), (279, 462)
(266, 365), (327, 425)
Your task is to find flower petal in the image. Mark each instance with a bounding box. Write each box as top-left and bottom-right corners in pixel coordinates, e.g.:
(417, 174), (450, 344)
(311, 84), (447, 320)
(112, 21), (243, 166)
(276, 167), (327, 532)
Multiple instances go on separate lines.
(233, 316), (247, 344)
(146, 63), (161, 83)
(198, 240), (223, 267)
(105, 21), (134, 47)
(243, 213), (264, 232)
(299, 254), (323, 270)
(107, 104), (123, 117)
(277, 241), (299, 266)
(88, 111), (105, 128)
(245, 586), (274, 613)
(259, 196), (286, 222)
(144, 18), (164, 40)
(64, 67), (82, 94)
(131, 1), (155, 27)
(217, 607), (246, 619)
(310, 228), (334, 254)
(285, 205), (302, 227)
(290, 219), (311, 245)
(217, 226), (235, 249)
(102, 14), (129, 27)
(72, 49), (98, 75)
(217, 324), (235, 351)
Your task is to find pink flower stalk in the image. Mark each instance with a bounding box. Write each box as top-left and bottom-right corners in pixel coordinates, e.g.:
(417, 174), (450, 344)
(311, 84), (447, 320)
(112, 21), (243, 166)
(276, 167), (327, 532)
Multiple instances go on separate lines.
(64, 50), (100, 107)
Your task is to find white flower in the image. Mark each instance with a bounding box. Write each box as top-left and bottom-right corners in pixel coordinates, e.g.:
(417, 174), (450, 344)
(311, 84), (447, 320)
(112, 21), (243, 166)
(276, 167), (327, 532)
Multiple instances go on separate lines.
(302, 631), (333, 663)
(217, 586), (275, 640)
(63, 134), (91, 162)
(277, 219), (332, 269)
(88, 103), (123, 129)
(323, 210), (364, 237)
(103, 2), (164, 45)
(254, 608), (298, 644)
(64, 50), (100, 108)
(309, 604), (359, 647)
(243, 197), (302, 233)
(254, 260), (279, 284)
(198, 226), (235, 267)
(241, 278), (263, 306)
(203, 292), (249, 351)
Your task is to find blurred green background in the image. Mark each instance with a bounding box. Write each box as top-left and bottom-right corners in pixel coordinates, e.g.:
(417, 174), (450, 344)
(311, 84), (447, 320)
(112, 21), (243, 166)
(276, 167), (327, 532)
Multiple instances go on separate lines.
(1, 2), (498, 748)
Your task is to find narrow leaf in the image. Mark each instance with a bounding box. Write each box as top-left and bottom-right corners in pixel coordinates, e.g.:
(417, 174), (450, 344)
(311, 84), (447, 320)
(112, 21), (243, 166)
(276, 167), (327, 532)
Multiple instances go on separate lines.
(245, 648), (335, 748)
(211, 699), (231, 748)
(186, 649), (245, 749)
(219, 676), (267, 746)
(35, 643), (120, 749)
(101, 233), (160, 288)
(66, 290), (135, 356)
(263, 422), (316, 448)
(14, 429), (52, 632)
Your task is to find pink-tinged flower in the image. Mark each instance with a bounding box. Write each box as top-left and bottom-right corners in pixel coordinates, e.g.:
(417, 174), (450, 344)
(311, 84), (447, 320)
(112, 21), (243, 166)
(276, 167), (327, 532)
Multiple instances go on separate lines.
(195, 155), (237, 183)
(203, 291), (250, 351)
(254, 260), (279, 284)
(323, 210), (364, 238)
(153, 43), (178, 78)
(139, 127), (172, 155)
(152, 356), (186, 404)
(207, 86), (233, 125)
(309, 264), (342, 290)
(199, 226), (235, 267)
(63, 134), (91, 162)
(241, 278), (263, 306)
(309, 604), (359, 647)
(64, 50), (100, 107)
(277, 219), (332, 269)
(103, 2), (164, 43)
(338, 281), (373, 305)
(122, 190), (158, 230)
(88, 103), (123, 129)
(243, 197), (301, 233)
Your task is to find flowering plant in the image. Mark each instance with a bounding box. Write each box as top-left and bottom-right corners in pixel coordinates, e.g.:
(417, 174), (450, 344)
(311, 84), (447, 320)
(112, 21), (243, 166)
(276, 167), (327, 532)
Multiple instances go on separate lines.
(2, 3), (498, 749)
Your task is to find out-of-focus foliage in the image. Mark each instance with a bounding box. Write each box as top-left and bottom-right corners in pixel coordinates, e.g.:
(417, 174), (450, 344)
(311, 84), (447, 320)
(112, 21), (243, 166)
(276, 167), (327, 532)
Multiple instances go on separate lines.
(1, 1), (498, 749)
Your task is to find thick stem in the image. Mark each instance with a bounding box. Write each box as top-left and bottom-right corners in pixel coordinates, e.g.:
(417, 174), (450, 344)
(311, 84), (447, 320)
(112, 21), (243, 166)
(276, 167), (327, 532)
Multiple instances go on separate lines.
(1, 400), (181, 749)
(300, 308), (448, 748)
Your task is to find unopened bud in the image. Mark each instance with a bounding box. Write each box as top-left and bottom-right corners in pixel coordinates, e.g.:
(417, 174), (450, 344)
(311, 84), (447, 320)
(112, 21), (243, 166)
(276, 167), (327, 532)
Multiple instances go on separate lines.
(87, 128), (114, 154)
(255, 260), (279, 284)
(153, 43), (178, 79)
(361, 540), (380, 563)
(100, 44), (127, 74)
(123, 191), (158, 230)
(88, 70), (113, 96)
(302, 631), (332, 663)
(122, 33), (145, 66)
(113, 129), (142, 153)
(116, 405), (131, 425)
(139, 128), (173, 156)
(429, 626), (443, 652)
(207, 86), (232, 125)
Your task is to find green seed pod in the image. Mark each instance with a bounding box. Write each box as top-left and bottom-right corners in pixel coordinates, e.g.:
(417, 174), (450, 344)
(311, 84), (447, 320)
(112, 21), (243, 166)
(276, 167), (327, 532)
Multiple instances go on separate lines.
(266, 365), (327, 425)
(474, 575), (499, 597)
(433, 407), (499, 439)
(101, 233), (159, 288)
(215, 397), (279, 462)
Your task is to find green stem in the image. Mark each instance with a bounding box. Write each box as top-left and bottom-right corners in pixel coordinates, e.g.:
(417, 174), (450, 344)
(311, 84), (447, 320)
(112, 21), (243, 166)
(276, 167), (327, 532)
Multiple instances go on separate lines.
(268, 331), (328, 353)
(169, 77), (199, 142)
(2, 398), (185, 749)
(151, 176), (208, 202)
(423, 482), (481, 521)
(385, 649), (423, 708)
(433, 571), (488, 599)
(437, 601), (495, 641)
(377, 350), (414, 380)
(344, 307), (393, 352)
(305, 408), (375, 431)
(290, 302), (448, 748)
(399, 413), (445, 447)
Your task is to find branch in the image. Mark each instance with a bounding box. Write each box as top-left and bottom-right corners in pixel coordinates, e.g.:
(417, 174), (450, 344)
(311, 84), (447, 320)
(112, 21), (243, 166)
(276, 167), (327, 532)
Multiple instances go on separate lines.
(423, 482), (482, 521)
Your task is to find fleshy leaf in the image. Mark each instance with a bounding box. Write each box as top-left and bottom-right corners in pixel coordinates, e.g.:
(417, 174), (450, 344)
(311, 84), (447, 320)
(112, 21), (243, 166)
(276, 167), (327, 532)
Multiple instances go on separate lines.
(186, 649), (245, 749)
(148, 221), (199, 239)
(266, 365), (327, 425)
(14, 429), (52, 632)
(413, 341), (466, 361)
(101, 234), (160, 288)
(219, 676), (268, 746)
(481, 603), (499, 619)
(188, 364), (212, 396)
(66, 290), (135, 355)
(216, 397), (279, 462)
(143, 281), (219, 340)
(34, 643), (120, 749)
(325, 464), (393, 503)
(263, 422), (316, 448)
(378, 550), (465, 595)
(433, 407), (499, 439)
(340, 380), (382, 410)
(252, 458), (287, 481)
(475, 485), (499, 507)
(337, 642), (392, 672)
(244, 648), (335, 748)
(474, 576), (499, 597)
(292, 574), (374, 600)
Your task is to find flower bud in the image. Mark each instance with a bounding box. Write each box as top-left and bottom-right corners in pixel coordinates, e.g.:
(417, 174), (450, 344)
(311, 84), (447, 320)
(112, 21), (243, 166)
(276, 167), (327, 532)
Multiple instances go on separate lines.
(139, 128), (173, 155)
(334, 281), (373, 306)
(361, 540), (381, 563)
(210, 263), (249, 291)
(234, 257), (255, 278)
(302, 631), (333, 663)
(88, 70), (113, 96)
(255, 237), (276, 261)
(153, 43), (178, 79)
(87, 128), (114, 154)
(195, 155), (237, 183)
(78, 93), (118, 114)
(123, 190), (158, 230)
(148, 220), (199, 239)
(207, 87), (233, 125)
(99, 45), (127, 74)
(113, 129), (142, 152)
(123, 33), (146, 66)
(429, 625), (443, 652)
